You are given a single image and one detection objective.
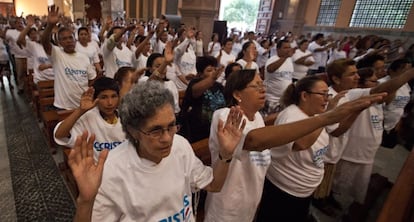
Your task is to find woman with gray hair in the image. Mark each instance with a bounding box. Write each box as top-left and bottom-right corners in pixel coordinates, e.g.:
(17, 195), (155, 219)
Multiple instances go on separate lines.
(69, 80), (246, 222)
(68, 80), (388, 222)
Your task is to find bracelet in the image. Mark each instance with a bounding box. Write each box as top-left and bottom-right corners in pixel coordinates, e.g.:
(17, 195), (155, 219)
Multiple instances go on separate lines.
(219, 153), (232, 163)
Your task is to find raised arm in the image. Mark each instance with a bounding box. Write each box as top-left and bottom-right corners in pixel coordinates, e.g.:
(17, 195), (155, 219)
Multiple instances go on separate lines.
(70, 132), (108, 222)
(148, 41), (174, 82)
(370, 68), (414, 101)
(105, 25), (135, 52)
(54, 87), (98, 139)
(98, 16), (112, 43)
(41, 5), (60, 55)
(17, 15), (34, 48)
(190, 66), (223, 98)
(134, 30), (154, 59)
(203, 106), (246, 192)
(243, 93), (386, 151)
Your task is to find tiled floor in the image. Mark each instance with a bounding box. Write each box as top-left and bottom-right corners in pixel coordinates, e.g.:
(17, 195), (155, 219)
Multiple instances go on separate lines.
(0, 77), (411, 221)
(0, 82), (75, 222)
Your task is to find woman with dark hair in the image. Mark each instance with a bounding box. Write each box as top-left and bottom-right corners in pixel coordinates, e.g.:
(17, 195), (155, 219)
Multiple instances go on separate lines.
(208, 33), (221, 56)
(102, 25), (136, 78)
(113, 66), (146, 98)
(204, 69), (269, 221)
(145, 48), (180, 114)
(256, 76), (334, 221)
(236, 41), (259, 73)
(179, 56), (226, 142)
(75, 27), (103, 76)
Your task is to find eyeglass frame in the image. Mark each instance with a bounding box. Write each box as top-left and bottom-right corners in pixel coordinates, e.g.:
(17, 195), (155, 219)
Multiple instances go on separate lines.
(305, 91), (333, 98)
(246, 84), (266, 91)
(137, 124), (181, 139)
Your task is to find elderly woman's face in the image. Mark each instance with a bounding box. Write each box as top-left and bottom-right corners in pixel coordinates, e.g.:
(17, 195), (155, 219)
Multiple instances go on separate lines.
(236, 73), (266, 111)
(134, 103), (177, 163)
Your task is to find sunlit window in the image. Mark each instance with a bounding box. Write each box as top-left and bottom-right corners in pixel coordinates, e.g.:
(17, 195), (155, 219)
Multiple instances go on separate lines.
(350, 0), (413, 29)
(316, 0), (342, 26)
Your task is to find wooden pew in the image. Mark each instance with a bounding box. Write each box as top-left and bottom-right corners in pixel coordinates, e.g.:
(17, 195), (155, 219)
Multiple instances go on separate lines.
(191, 138), (211, 166)
(37, 80), (59, 152)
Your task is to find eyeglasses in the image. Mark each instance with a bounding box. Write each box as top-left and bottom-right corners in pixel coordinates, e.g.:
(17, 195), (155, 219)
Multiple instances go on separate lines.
(306, 91), (333, 98)
(247, 84), (266, 91)
(138, 124), (181, 139)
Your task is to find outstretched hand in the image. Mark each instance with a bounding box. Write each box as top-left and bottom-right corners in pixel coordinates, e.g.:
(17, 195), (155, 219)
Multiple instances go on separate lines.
(324, 92), (387, 124)
(68, 132), (108, 203)
(47, 5), (59, 25)
(326, 90), (347, 111)
(80, 87), (98, 112)
(217, 106), (246, 159)
(26, 15), (35, 27)
(164, 41), (174, 63)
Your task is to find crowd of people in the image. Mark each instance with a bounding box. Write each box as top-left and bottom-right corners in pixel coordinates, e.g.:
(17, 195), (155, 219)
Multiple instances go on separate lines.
(1, 4), (414, 222)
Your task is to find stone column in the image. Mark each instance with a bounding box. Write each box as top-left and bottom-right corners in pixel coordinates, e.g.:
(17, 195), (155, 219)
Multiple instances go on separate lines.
(179, 0), (219, 51)
(72, 0), (84, 21)
(101, 0), (124, 20)
(270, 0), (307, 35)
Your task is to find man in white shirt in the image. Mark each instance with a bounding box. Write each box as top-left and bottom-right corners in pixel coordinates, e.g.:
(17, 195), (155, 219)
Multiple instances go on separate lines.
(102, 25), (136, 78)
(41, 5), (96, 110)
(6, 17), (29, 94)
(263, 39), (294, 115)
(215, 38), (235, 85)
(307, 33), (333, 75)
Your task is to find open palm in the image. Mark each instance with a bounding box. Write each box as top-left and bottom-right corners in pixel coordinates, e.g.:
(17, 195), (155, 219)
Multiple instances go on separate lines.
(80, 87), (98, 112)
(47, 5), (60, 25)
(68, 132), (108, 202)
(217, 106), (246, 158)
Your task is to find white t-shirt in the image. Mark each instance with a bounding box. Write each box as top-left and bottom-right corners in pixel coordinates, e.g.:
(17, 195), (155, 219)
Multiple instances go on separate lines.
(135, 53), (148, 70)
(166, 63), (187, 91)
(256, 46), (269, 68)
(264, 55), (293, 104)
(102, 36), (134, 78)
(292, 49), (314, 80)
(236, 59), (259, 74)
(53, 107), (126, 160)
(324, 87), (371, 164)
(195, 39), (204, 57)
(327, 49), (347, 65)
(50, 45), (96, 110)
(204, 108), (271, 222)
(174, 38), (197, 77)
(75, 41), (100, 64)
(341, 102), (384, 164)
(5, 29), (29, 58)
(163, 80), (181, 114)
(26, 41), (54, 84)
(231, 42), (242, 57)
(207, 41), (221, 56)
(308, 41), (327, 69)
(215, 50), (236, 85)
(379, 76), (411, 131)
(266, 104), (329, 197)
(92, 135), (213, 222)
(154, 39), (166, 54)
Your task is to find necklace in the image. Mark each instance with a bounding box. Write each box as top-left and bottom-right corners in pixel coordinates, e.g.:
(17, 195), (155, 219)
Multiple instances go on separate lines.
(100, 111), (118, 124)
